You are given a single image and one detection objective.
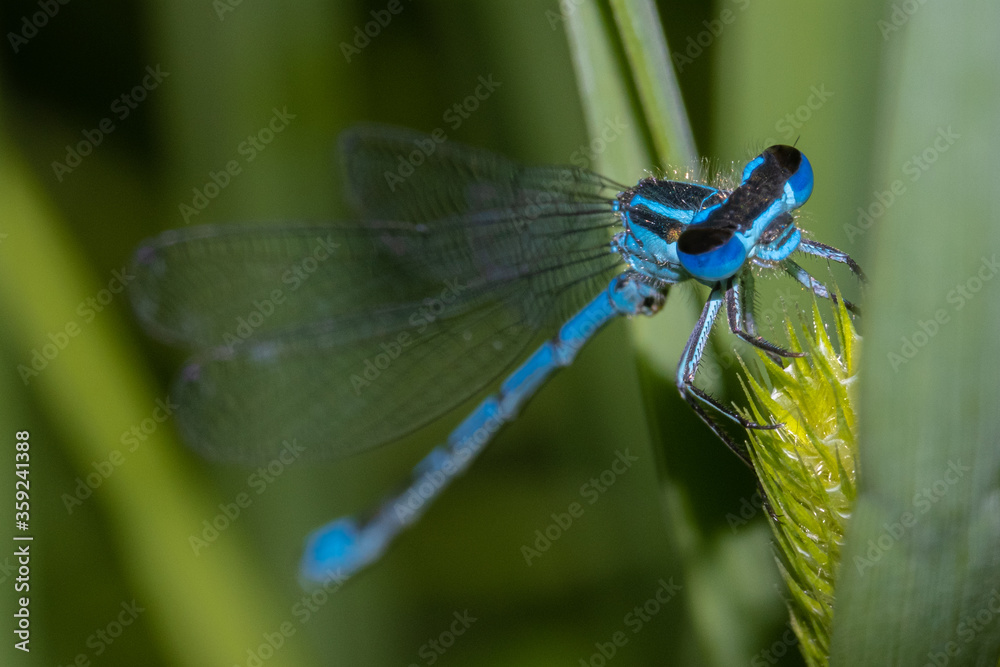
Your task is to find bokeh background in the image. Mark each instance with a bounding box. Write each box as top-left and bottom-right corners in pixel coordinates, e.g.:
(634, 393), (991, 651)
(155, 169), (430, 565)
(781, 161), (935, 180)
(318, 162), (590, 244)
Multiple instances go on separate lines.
(2, 1), (997, 666)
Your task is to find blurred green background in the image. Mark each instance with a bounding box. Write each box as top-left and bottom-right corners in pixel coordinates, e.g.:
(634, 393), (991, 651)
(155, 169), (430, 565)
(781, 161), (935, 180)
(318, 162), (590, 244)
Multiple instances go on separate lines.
(1, 1), (997, 666)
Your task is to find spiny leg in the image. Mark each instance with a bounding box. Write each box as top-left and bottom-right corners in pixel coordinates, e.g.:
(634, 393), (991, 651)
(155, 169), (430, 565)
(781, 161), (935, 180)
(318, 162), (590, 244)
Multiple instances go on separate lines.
(676, 286), (780, 464)
(737, 271), (763, 339)
(725, 274), (804, 359)
(798, 239), (867, 282)
(756, 477), (781, 521)
(686, 395), (752, 467)
(737, 271), (790, 366)
(726, 279), (787, 502)
(784, 258), (861, 316)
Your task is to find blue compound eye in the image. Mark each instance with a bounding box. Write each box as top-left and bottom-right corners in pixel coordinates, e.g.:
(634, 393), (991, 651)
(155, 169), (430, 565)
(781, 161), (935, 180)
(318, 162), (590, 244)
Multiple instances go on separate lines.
(765, 145), (813, 208)
(676, 227), (748, 282)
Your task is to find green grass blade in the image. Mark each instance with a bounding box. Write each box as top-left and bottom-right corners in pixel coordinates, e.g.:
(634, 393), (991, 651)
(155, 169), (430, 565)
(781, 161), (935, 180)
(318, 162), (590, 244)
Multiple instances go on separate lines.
(563, 5), (784, 666)
(608, 0), (697, 165)
(829, 1), (1000, 663)
(562, 0), (651, 181)
(0, 134), (309, 667)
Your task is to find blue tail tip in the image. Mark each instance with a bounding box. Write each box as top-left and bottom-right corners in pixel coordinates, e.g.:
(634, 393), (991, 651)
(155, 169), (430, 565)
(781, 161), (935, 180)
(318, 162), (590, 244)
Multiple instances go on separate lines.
(300, 517), (360, 583)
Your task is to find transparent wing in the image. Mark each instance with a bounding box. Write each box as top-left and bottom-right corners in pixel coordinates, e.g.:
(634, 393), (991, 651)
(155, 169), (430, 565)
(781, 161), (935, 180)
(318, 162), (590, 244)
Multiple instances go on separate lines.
(131, 131), (625, 463)
(339, 123), (624, 225)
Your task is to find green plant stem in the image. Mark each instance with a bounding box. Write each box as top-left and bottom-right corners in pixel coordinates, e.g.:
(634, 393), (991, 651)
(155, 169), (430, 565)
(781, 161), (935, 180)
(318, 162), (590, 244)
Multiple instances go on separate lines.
(608, 0), (697, 165)
(0, 141), (308, 667)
